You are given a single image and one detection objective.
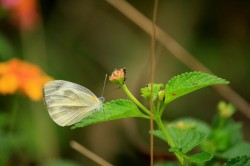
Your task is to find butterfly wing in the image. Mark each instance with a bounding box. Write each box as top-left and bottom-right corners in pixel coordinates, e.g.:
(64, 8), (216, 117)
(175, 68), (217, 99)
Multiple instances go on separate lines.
(43, 80), (102, 126)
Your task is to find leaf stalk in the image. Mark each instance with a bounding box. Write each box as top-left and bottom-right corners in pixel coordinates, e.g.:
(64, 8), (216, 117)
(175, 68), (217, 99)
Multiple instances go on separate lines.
(121, 84), (150, 115)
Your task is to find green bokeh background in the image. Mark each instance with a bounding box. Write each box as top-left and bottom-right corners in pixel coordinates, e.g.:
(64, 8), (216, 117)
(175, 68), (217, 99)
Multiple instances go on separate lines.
(0, 0), (249, 165)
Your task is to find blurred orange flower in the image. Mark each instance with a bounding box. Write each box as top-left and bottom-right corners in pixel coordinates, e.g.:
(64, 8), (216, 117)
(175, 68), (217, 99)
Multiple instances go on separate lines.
(0, 0), (39, 29)
(0, 58), (53, 101)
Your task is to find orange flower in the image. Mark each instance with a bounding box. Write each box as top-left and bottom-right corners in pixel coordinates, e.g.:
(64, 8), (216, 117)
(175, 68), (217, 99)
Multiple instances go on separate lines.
(0, 58), (53, 101)
(0, 74), (18, 94)
(1, 0), (39, 30)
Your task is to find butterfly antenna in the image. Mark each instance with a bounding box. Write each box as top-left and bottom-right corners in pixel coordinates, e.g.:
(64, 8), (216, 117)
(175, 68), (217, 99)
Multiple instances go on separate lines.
(101, 74), (107, 97)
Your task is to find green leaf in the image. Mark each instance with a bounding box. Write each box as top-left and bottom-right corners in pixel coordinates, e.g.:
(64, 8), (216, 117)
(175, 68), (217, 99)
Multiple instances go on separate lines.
(165, 72), (229, 104)
(154, 120), (208, 154)
(141, 83), (163, 101)
(204, 120), (243, 153)
(170, 118), (211, 139)
(153, 130), (166, 142)
(72, 99), (147, 129)
(168, 126), (206, 154)
(223, 155), (250, 166)
(189, 151), (213, 163)
(220, 142), (250, 159)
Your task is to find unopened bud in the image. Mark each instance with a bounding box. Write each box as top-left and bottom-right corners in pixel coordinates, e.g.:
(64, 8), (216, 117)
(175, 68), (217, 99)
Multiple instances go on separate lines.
(109, 68), (126, 85)
(158, 90), (165, 101)
(218, 101), (235, 118)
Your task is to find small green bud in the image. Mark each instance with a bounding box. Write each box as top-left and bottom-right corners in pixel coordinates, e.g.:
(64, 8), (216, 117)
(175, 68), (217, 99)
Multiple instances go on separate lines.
(217, 101), (235, 118)
(158, 90), (165, 101)
(141, 83), (163, 102)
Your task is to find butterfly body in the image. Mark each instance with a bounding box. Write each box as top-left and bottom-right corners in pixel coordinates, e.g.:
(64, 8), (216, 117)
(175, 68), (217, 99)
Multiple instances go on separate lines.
(43, 80), (103, 126)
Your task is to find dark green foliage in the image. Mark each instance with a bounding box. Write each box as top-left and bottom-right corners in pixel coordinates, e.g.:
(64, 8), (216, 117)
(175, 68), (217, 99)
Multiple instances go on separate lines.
(223, 156), (250, 166)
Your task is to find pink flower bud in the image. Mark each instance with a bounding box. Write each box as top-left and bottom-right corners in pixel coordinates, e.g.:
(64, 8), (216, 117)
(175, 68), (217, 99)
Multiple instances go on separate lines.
(109, 68), (126, 85)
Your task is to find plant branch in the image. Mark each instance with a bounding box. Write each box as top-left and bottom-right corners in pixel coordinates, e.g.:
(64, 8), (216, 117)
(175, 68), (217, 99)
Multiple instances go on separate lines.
(105, 0), (250, 119)
(155, 117), (184, 165)
(159, 103), (167, 116)
(70, 140), (113, 166)
(121, 84), (150, 115)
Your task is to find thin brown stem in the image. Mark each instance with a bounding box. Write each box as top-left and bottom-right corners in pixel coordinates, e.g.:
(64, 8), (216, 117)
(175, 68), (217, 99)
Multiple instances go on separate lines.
(150, 0), (159, 165)
(70, 140), (113, 166)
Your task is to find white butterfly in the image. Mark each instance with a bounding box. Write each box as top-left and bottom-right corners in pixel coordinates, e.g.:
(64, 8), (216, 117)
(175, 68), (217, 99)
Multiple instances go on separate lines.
(43, 80), (104, 126)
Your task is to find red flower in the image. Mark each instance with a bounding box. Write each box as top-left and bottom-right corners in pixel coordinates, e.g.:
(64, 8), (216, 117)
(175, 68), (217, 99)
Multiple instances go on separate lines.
(1, 0), (39, 29)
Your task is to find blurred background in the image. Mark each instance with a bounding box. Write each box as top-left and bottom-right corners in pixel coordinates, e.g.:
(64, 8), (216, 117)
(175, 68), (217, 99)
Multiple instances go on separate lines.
(0, 0), (250, 165)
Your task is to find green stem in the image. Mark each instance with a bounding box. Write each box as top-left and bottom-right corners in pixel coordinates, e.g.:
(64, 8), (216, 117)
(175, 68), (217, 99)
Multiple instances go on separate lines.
(155, 116), (185, 165)
(121, 83), (185, 164)
(8, 94), (20, 134)
(217, 117), (226, 129)
(121, 84), (150, 115)
(159, 103), (167, 116)
(156, 100), (161, 113)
